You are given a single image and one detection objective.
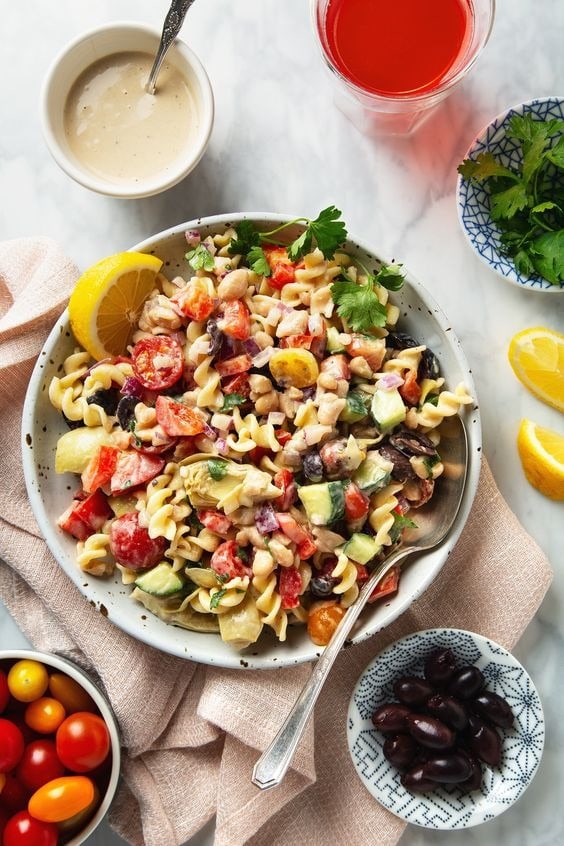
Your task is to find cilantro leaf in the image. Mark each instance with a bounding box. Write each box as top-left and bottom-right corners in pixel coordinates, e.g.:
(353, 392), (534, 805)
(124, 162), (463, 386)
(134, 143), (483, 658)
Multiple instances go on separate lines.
(508, 114), (564, 144)
(376, 263), (405, 291)
(490, 184), (529, 220)
(529, 229), (564, 284)
(457, 152), (517, 183)
(288, 206), (347, 260)
(331, 278), (387, 332)
(228, 220), (261, 256)
(221, 393), (247, 411)
(186, 243), (215, 272)
(208, 458), (228, 481)
(247, 245), (271, 276)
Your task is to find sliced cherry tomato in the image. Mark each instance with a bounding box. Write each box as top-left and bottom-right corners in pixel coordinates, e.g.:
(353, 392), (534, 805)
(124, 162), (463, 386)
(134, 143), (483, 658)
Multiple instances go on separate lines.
(219, 300), (250, 340)
(273, 469), (296, 511)
(355, 563), (369, 584)
(81, 445), (119, 494)
(197, 511), (233, 537)
(399, 369), (422, 406)
(2, 810), (58, 846)
(16, 741), (65, 792)
(0, 720), (24, 772)
(344, 482), (370, 521)
(0, 774), (30, 813)
(0, 671), (9, 714)
(278, 567), (302, 610)
(247, 446), (269, 465)
(345, 334), (385, 370)
(155, 396), (205, 437)
(7, 663), (48, 705)
(131, 336), (184, 391)
(24, 699), (66, 736)
(369, 564), (400, 603)
(221, 373), (250, 397)
(279, 334), (314, 350)
(210, 541), (249, 580)
(110, 451), (165, 495)
(171, 279), (215, 321)
(71, 490), (112, 532)
(275, 430), (292, 447)
(215, 354), (253, 378)
(56, 503), (93, 541)
(55, 714), (110, 775)
(47, 676), (96, 716)
(320, 354), (350, 381)
(276, 513), (317, 558)
(296, 537), (317, 560)
(28, 775), (95, 823)
(109, 512), (167, 570)
(263, 247), (296, 290)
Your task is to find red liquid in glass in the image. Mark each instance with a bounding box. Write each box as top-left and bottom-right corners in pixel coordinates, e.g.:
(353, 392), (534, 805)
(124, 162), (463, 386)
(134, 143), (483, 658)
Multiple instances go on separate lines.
(324, 0), (472, 97)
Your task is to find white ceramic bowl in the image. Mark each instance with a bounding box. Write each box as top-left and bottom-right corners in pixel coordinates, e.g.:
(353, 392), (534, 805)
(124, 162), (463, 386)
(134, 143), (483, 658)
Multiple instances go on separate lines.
(348, 628), (545, 829)
(0, 649), (121, 845)
(40, 22), (214, 199)
(21, 214), (482, 670)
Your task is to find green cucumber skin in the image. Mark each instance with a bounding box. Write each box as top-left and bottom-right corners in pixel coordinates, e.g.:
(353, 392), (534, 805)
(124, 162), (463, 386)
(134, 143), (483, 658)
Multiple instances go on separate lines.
(135, 562), (183, 597)
(298, 481), (345, 525)
(342, 533), (381, 565)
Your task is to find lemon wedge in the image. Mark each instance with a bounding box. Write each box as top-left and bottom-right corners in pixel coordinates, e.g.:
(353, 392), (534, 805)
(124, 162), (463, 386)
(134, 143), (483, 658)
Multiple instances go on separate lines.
(508, 326), (564, 412)
(517, 418), (564, 500)
(68, 252), (163, 360)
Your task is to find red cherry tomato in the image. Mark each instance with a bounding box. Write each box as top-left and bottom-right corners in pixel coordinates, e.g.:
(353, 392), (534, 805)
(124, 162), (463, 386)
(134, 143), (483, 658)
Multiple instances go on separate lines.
(171, 279), (215, 321)
(398, 369), (422, 406)
(210, 541), (249, 580)
(81, 445), (119, 494)
(219, 300), (250, 340)
(214, 354), (253, 378)
(16, 741), (65, 793)
(110, 451), (165, 495)
(56, 714), (110, 773)
(263, 247), (296, 290)
(369, 564), (401, 602)
(0, 719), (24, 773)
(278, 567), (302, 610)
(28, 776), (95, 823)
(155, 396), (206, 437)
(2, 811), (58, 846)
(0, 774), (30, 813)
(0, 806), (8, 842)
(0, 671), (9, 714)
(343, 482), (370, 521)
(273, 469), (297, 511)
(131, 336), (184, 390)
(109, 512), (167, 571)
(197, 511), (232, 537)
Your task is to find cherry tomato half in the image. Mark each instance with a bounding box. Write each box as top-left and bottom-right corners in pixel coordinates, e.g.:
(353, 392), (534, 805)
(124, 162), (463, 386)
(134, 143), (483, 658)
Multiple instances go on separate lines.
(2, 810), (58, 846)
(131, 336), (184, 390)
(16, 741), (65, 793)
(7, 662), (49, 704)
(47, 675), (96, 716)
(24, 699), (66, 736)
(55, 713), (110, 773)
(0, 671), (9, 714)
(0, 719), (24, 773)
(28, 775), (95, 823)
(109, 512), (167, 571)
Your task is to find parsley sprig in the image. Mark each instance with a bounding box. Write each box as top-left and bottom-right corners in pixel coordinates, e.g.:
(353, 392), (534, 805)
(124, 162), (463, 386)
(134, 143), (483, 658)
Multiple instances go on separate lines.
(458, 113), (564, 284)
(331, 260), (405, 333)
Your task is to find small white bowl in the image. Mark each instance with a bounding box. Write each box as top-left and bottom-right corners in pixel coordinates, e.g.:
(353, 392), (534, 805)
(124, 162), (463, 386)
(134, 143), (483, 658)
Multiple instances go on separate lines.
(347, 628), (545, 829)
(40, 22), (214, 199)
(0, 649), (121, 845)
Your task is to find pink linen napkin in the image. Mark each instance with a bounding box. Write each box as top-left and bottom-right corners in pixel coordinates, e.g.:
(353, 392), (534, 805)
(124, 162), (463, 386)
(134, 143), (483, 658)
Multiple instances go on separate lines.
(0, 237), (553, 846)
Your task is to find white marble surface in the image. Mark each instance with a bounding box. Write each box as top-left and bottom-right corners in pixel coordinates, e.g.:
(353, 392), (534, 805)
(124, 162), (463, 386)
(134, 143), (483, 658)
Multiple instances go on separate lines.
(1, 1), (563, 844)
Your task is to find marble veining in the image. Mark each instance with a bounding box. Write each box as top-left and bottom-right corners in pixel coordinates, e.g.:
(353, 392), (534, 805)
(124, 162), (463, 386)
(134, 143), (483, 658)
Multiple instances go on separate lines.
(1, 1), (563, 844)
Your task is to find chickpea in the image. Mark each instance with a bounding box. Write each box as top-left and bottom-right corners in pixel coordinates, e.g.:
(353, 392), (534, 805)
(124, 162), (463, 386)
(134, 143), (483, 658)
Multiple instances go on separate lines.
(249, 374), (273, 395)
(217, 268), (250, 300)
(307, 602), (346, 646)
(255, 391), (279, 415)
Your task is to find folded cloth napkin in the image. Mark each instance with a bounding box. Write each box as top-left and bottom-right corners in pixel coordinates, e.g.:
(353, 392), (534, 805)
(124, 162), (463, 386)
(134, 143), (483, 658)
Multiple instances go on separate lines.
(0, 237), (553, 846)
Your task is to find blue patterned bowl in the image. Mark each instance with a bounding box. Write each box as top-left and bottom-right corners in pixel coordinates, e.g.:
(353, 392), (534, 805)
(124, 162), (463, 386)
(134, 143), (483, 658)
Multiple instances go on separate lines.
(457, 97), (564, 292)
(347, 628), (545, 829)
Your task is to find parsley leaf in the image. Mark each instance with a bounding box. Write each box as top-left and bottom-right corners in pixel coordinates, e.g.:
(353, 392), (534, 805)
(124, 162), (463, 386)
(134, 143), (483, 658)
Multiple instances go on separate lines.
(228, 220), (261, 256)
(247, 245), (271, 276)
(186, 243), (215, 272)
(208, 458), (228, 481)
(331, 278), (387, 332)
(288, 205), (348, 260)
(529, 229), (564, 283)
(457, 152), (517, 182)
(376, 263), (405, 291)
(210, 589), (227, 610)
(546, 135), (564, 169)
(389, 513), (418, 544)
(221, 393), (247, 411)
(490, 184), (529, 220)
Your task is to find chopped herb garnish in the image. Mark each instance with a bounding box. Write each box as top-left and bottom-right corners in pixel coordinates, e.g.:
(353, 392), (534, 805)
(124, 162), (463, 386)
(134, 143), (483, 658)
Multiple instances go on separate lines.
(247, 245), (272, 276)
(237, 547), (249, 563)
(221, 393), (247, 412)
(216, 573), (230, 585)
(188, 513), (204, 533)
(330, 258), (405, 332)
(389, 513), (418, 544)
(210, 588), (227, 610)
(208, 458), (228, 481)
(186, 242), (215, 272)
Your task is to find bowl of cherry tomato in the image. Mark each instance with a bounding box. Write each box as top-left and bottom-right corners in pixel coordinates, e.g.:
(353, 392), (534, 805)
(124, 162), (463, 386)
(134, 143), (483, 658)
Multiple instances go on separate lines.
(0, 650), (120, 846)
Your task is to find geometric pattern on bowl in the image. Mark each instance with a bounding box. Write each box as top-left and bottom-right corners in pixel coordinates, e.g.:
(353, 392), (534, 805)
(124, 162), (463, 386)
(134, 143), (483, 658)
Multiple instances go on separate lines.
(457, 97), (564, 293)
(347, 628), (545, 829)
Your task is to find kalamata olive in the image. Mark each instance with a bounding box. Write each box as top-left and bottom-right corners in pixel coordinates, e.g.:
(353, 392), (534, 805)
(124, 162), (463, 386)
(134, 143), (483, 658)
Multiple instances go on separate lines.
(466, 714), (502, 767)
(458, 756), (483, 792)
(378, 445), (415, 483)
(424, 647), (457, 686)
(383, 734), (418, 771)
(427, 693), (469, 731)
(386, 332), (420, 350)
(86, 387), (121, 414)
(309, 576), (337, 599)
(472, 691), (514, 728)
(302, 452), (324, 483)
(393, 676), (434, 707)
(422, 751), (473, 784)
(401, 765), (436, 793)
(117, 395), (139, 431)
(372, 704), (412, 733)
(418, 347), (440, 381)
(405, 714), (455, 750)
(206, 319), (224, 357)
(389, 429), (437, 458)
(448, 666), (485, 700)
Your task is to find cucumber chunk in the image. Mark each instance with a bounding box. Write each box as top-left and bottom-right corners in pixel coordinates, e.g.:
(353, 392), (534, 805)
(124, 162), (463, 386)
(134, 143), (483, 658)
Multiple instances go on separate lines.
(342, 533), (381, 565)
(353, 451), (392, 494)
(298, 481), (345, 525)
(339, 391), (369, 423)
(370, 388), (406, 432)
(135, 562), (184, 596)
(326, 326), (346, 353)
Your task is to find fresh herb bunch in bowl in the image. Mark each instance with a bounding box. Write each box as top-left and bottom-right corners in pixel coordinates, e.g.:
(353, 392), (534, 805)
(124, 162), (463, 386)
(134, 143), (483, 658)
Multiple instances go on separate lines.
(457, 97), (564, 292)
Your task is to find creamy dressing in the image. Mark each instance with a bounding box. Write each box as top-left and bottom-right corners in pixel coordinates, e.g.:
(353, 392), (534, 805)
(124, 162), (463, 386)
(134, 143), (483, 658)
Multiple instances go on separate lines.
(63, 51), (198, 183)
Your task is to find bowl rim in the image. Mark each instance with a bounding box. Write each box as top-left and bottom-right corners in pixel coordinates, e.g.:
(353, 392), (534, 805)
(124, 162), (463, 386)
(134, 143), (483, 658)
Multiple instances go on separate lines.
(347, 626), (545, 829)
(0, 649), (121, 846)
(39, 20), (214, 199)
(21, 212), (482, 670)
(456, 96), (564, 293)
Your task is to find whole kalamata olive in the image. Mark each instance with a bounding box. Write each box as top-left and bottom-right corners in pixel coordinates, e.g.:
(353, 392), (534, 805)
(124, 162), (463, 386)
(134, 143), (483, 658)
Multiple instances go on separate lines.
(424, 648), (457, 686)
(422, 751), (473, 784)
(405, 714), (455, 750)
(466, 714), (502, 767)
(458, 756), (483, 792)
(206, 319), (223, 357)
(401, 765), (436, 793)
(386, 332), (420, 350)
(427, 693), (469, 731)
(372, 704), (412, 733)
(302, 452), (324, 483)
(309, 576), (337, 599)
(86, 387), (121, 414)
(393, 676), (434, 707)
(418, 348), (440, 381)
(117, 395), (139, 430)
(448, 666), (485, 700)
(383, 734), (418, 771)
(472, 691), (514, 728)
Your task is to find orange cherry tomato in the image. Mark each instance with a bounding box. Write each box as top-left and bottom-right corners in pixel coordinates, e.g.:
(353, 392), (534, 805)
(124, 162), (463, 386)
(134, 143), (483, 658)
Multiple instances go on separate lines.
(56, 783), (100, 836)
(28, 775), (95, 823)
(25, 698), (66, 735)
(7, 661), (48, 703)
(48, 674), (97, 715)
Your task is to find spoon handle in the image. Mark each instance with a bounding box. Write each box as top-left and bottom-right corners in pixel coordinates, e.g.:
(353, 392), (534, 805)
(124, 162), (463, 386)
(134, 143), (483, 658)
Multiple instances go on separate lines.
(251, 545), (413, 791)
(146, 0), (197, 94)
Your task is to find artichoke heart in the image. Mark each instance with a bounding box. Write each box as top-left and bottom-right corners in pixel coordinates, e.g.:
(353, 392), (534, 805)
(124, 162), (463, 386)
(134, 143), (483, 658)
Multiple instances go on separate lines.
(181, 458), (282, 514)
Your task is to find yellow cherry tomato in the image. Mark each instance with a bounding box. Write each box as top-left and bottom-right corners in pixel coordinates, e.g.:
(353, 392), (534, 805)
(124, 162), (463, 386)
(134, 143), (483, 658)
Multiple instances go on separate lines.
(25, 697), (66, 734)
(0, 772), (6, 794)
(28, 775), (95, 823)
(8, 660), (49, 703)
(48, 674), (97, 714)
(269, 348), (319, 388)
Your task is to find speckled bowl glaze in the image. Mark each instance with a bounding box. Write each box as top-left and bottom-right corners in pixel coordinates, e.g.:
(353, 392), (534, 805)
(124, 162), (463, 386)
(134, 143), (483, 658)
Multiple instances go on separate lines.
(348, 628), (545, 829)
(21, 214), (481, 670)
(457, 97), (564, 292)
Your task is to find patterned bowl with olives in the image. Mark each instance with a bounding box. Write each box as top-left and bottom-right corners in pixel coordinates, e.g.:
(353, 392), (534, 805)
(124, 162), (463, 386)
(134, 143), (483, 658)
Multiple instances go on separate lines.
(347, 628), (545, 829)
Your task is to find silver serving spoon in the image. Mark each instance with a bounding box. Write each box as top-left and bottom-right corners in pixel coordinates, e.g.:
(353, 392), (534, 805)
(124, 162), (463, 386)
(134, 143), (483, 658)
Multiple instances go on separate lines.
(252, 414), (469, 791)
(146, 0), (197, 95)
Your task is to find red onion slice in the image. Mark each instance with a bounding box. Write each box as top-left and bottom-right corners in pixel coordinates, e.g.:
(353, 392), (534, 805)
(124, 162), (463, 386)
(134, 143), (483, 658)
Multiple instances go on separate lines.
(185, 229), (201, 247)
(252, 346), (275, 368)
(378, 373), (404, 390)
(255, 503), (280, 534)
(120, 376), (144, 398)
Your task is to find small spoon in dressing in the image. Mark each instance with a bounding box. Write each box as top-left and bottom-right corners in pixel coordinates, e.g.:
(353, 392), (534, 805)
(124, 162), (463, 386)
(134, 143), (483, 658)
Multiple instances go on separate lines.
(146, 0), (197, 94)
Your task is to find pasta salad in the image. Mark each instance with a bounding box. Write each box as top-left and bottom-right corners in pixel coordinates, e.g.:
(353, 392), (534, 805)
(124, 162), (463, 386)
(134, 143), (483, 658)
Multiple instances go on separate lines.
(49, 211), (472, 650)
